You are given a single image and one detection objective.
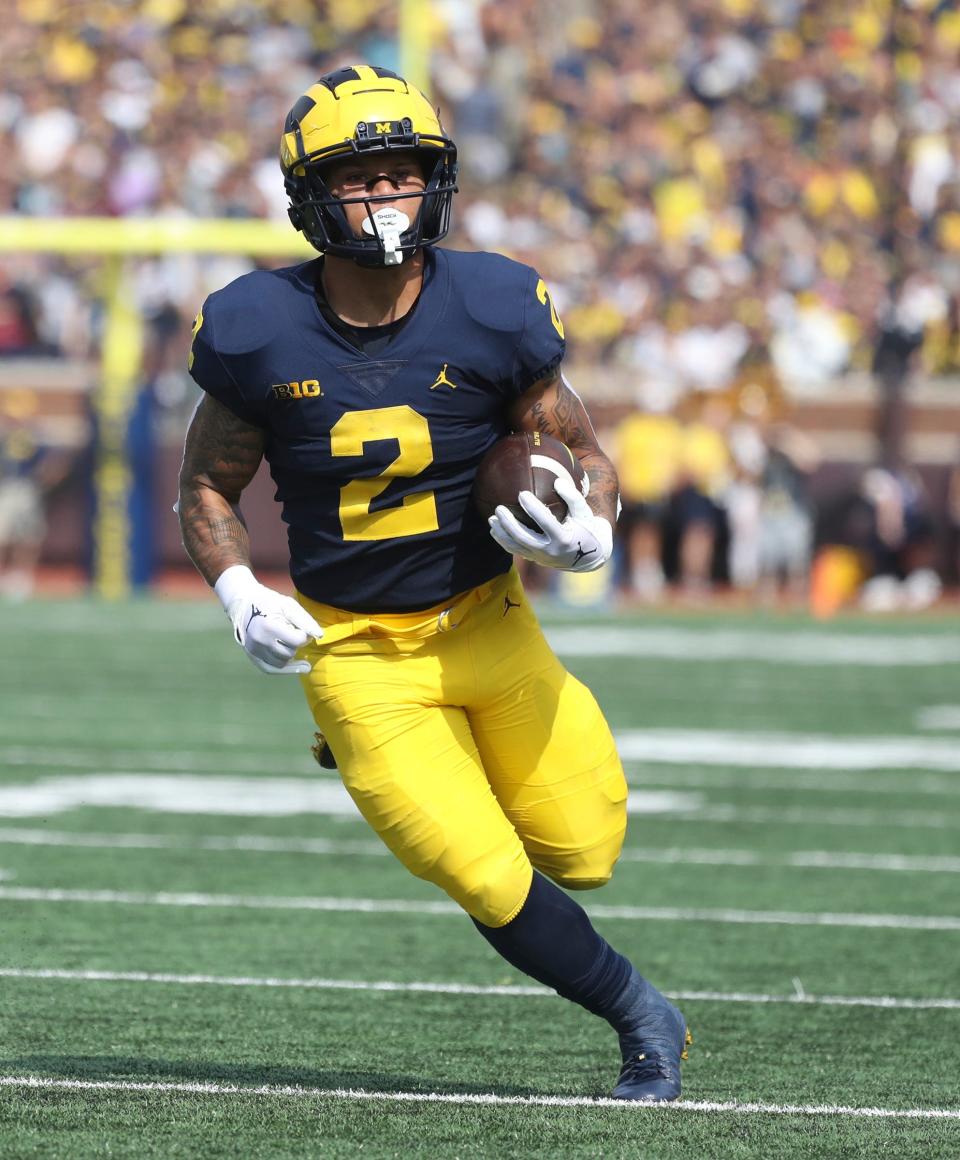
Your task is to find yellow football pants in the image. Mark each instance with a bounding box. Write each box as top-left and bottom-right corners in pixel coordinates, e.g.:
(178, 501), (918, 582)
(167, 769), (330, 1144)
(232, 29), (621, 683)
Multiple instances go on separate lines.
(297, 569), (627, 927)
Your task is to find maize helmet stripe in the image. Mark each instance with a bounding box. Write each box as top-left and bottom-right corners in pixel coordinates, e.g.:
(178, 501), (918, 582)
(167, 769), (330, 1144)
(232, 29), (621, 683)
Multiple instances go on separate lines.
(280, 64), (458, 266)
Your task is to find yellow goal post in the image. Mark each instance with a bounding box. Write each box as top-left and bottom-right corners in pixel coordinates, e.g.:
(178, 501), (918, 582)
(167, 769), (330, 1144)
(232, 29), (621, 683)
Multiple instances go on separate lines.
(0, 216), (314, 598)
(0, 8), (434, 596)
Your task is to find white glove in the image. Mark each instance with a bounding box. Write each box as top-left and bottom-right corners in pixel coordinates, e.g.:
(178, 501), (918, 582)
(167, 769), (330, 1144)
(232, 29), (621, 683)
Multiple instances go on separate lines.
(214, 565), (323, 675)
(488, 472), (613, 573)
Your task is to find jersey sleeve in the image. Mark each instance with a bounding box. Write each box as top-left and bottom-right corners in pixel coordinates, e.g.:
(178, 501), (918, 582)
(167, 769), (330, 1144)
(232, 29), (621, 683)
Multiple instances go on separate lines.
(187, 294), (265, 427)
(508, 267), (566, 397)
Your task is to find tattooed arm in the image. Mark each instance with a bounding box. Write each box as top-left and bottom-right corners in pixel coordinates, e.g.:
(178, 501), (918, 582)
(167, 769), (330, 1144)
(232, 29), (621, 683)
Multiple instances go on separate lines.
(177, 395), (265, 586)
(509, 368), (620, 525)
(178, 395), (321, 674)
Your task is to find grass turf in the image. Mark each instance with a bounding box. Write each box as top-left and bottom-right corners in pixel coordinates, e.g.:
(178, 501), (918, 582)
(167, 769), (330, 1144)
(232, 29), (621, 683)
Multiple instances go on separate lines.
(0, 598), (958, 1157)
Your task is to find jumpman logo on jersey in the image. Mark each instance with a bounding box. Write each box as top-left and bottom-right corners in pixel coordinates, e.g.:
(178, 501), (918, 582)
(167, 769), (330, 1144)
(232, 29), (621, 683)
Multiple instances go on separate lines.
(429, 363), (458, 390)
(502, 595), (521, 617)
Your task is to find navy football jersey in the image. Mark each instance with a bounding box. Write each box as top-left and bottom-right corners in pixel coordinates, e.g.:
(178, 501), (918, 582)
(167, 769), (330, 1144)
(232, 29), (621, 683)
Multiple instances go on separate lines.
(188, 248), (565, 612)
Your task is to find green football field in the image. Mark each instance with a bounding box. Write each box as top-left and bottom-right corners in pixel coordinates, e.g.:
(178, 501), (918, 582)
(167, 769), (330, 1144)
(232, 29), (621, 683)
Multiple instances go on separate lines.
(1, 596), (959, 1158)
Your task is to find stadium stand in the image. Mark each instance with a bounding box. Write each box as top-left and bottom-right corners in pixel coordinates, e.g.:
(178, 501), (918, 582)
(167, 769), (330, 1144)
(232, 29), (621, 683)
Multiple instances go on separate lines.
(1, 0), (958, 601)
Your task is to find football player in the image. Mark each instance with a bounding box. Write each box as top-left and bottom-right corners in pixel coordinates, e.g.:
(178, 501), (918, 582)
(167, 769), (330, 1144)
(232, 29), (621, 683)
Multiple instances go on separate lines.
(178, 65), (689, 1101)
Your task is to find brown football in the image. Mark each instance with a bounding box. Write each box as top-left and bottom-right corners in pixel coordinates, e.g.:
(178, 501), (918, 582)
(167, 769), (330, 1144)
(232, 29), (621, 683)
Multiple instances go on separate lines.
(473, 432), (587, 530)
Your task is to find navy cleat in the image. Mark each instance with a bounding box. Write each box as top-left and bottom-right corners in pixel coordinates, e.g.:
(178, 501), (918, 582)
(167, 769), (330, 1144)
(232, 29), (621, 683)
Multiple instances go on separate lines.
(612, 988), (691, 1103)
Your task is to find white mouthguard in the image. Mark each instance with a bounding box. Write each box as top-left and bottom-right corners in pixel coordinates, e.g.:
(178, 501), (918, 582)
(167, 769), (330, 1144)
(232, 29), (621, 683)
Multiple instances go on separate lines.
(361, 207), (410, 265)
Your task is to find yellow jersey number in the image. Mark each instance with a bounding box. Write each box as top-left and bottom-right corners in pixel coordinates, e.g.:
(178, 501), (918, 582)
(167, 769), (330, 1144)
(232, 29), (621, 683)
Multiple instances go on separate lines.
(536, 278), (565, 340)
(330, 405), (439, 541)
(187, 307), (204, 371)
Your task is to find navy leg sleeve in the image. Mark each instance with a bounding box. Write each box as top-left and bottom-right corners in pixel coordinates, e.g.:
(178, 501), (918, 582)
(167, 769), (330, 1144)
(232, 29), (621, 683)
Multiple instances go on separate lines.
(472, 871), (644, 1031)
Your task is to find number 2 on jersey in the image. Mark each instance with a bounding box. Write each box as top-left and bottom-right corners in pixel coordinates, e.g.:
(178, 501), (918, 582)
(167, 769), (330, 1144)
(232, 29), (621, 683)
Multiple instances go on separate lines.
(536, 278), (565, 339)
(330, 405), (439, 541)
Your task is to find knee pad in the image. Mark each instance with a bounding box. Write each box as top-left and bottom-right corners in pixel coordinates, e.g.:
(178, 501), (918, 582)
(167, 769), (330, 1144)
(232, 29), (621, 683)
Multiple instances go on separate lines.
(436, 845), (533, 928)
(551, 872), (612, 892)
(534, 842), (619, 893)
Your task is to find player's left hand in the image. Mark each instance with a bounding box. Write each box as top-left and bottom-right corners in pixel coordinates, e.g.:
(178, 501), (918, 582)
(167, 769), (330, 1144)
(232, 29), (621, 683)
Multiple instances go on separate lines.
(488, 473), (613, 573)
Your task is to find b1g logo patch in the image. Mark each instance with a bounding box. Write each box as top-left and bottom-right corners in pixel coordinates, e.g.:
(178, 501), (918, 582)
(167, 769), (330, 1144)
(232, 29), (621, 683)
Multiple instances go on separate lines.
(272, 379), (323, 400)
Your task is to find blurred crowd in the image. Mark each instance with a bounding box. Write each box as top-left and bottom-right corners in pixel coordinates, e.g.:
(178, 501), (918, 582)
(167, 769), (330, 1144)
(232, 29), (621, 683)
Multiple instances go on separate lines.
(436, 0), (960, 397)
(1, 0), (959, 604)
(1, 0), (959, 395)
(0, 387), (70, 598)
(606, 377), (952, 613)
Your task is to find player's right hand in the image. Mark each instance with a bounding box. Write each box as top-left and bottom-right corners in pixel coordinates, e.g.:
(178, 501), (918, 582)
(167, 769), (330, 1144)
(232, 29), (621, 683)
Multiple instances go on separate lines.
(213, 565), (323, 675)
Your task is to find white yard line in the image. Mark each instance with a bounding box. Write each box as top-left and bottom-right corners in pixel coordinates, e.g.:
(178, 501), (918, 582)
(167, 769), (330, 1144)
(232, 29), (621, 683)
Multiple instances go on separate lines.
(669, 803), (960, 830)
(2, 967), (959, 1011)
(0, 773), (691, 819)
(1, 886), (959, 930)
(0, 967), (543, 996)
(545, 626), (960, 666)
(0, 827), (389, 856)
(1, 828), (958, 874)
(1, 772), (958, 830)
(0, 746), (315, 774)
(0, 1075), (957, 1118)
(5, 727), (960, 776)
(0, 775), (363, 818)
(916, 706), (960, 731)
(783, 851), (960, 873)
(671, 988), (960, 1011)
(615, 730), (960, 771)
(618, 848), (960, 874)
(628, 768), (960, 797)
(5, 746), (956, 798)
